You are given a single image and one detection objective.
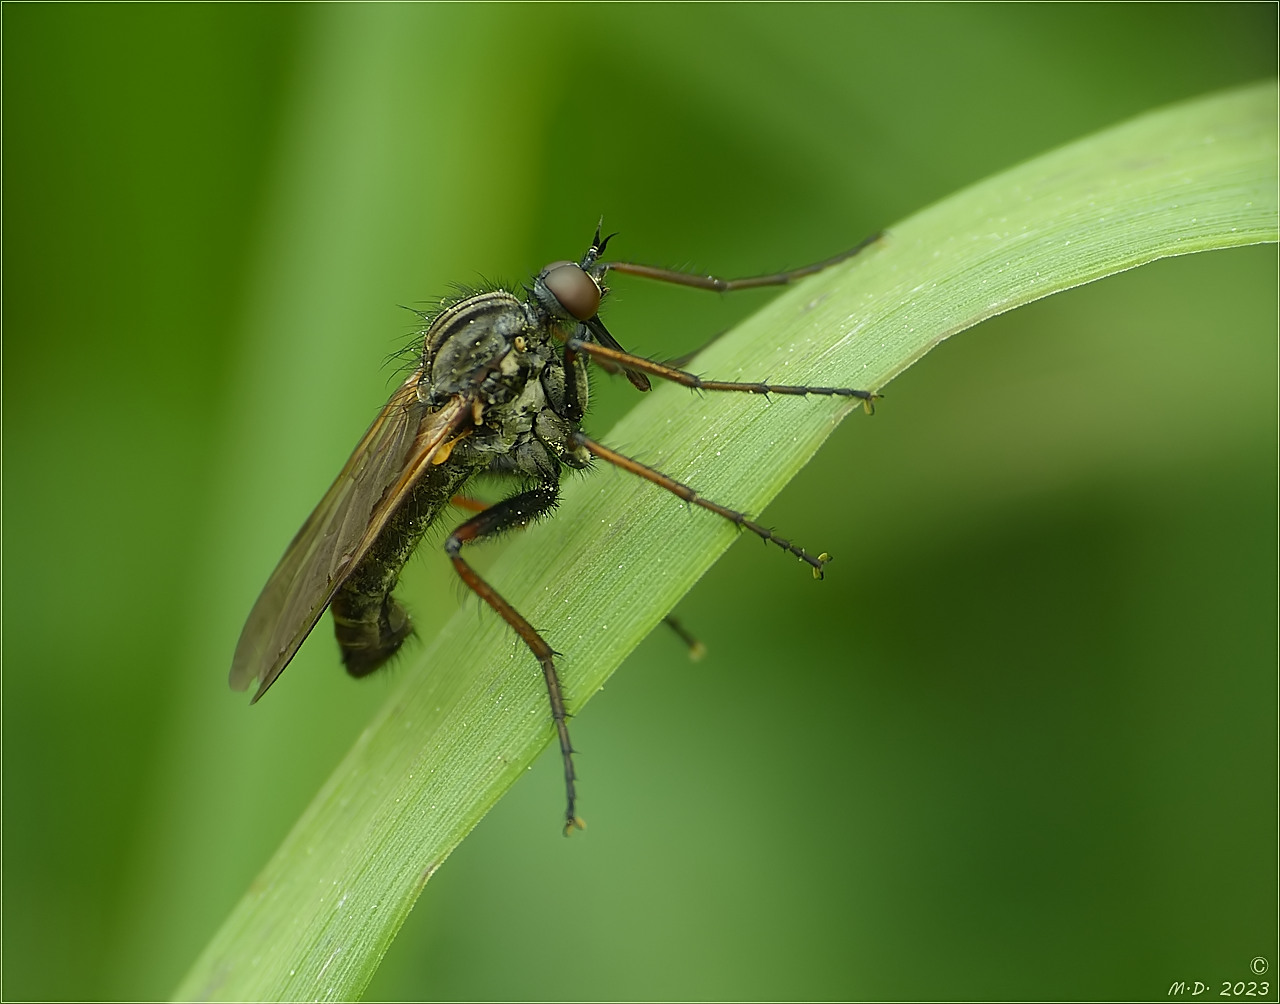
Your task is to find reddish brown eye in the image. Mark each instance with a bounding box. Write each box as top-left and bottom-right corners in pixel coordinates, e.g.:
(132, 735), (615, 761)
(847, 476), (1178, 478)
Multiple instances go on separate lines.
(542, 262), (601, 321)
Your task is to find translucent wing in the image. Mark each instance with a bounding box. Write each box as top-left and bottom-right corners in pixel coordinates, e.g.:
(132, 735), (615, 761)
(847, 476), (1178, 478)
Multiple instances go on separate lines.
(229, 373), (471, 702)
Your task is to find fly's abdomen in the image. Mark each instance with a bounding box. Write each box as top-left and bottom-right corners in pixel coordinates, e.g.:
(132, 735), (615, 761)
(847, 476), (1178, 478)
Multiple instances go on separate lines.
(330, 588), (413, 677)
(330, 458), (481, 677)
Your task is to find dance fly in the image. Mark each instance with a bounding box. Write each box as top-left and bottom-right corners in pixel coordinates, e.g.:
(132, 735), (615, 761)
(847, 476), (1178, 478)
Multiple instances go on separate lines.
(229, 225), (882, 833)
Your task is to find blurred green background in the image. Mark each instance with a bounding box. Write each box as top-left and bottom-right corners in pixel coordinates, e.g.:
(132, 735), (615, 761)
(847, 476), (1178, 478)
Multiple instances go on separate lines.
(4, 4), (1276, 1001)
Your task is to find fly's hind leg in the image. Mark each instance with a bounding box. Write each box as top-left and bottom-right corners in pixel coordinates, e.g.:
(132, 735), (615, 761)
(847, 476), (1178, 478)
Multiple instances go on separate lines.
(444, 482), (585, 834)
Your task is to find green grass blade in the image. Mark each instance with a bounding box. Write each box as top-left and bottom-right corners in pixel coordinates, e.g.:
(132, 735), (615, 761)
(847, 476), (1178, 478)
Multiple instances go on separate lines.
(175, 81), (1277, 1002)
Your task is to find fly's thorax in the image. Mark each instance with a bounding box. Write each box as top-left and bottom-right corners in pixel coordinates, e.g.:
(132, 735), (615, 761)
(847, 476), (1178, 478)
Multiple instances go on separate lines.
(414, 286), (592, 480)
(535, 407), (591, 471)
(455, 353), (584, 478)
(419, 290), (537, 405)
(484, 363), (550, 444)
(537, 326), (590, 417)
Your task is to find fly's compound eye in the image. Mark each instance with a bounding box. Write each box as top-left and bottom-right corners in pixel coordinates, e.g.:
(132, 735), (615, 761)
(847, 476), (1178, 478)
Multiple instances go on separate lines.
(540, 261), (601, 322)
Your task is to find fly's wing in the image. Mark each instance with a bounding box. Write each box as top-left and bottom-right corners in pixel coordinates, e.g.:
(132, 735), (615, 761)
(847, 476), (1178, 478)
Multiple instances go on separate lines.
(228, 375), (472, 702)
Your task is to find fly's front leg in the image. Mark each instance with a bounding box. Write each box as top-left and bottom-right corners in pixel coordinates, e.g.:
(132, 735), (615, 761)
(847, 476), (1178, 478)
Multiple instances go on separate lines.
(604, 230), (885, 291)
(566, 336), (880, 412)
(444, 483), (585, 834)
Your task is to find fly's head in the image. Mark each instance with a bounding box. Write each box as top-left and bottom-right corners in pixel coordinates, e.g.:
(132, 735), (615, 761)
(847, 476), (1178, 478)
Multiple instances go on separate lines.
(530, 228), (616, 329)
(529, 228), (651, 397)
(532, 263), (604, 330)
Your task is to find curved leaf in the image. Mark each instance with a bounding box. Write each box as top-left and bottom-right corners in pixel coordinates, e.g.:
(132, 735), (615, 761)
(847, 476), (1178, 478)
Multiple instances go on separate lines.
(176, 81), (1278, 1002)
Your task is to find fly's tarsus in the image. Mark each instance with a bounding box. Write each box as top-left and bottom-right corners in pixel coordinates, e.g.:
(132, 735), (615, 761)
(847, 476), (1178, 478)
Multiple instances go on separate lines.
(663, 616), (707, 661)
(231, 224), (882, 833)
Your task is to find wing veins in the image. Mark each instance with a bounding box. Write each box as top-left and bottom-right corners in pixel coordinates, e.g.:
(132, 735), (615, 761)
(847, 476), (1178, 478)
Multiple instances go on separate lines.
(229, 376), (473, 701)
